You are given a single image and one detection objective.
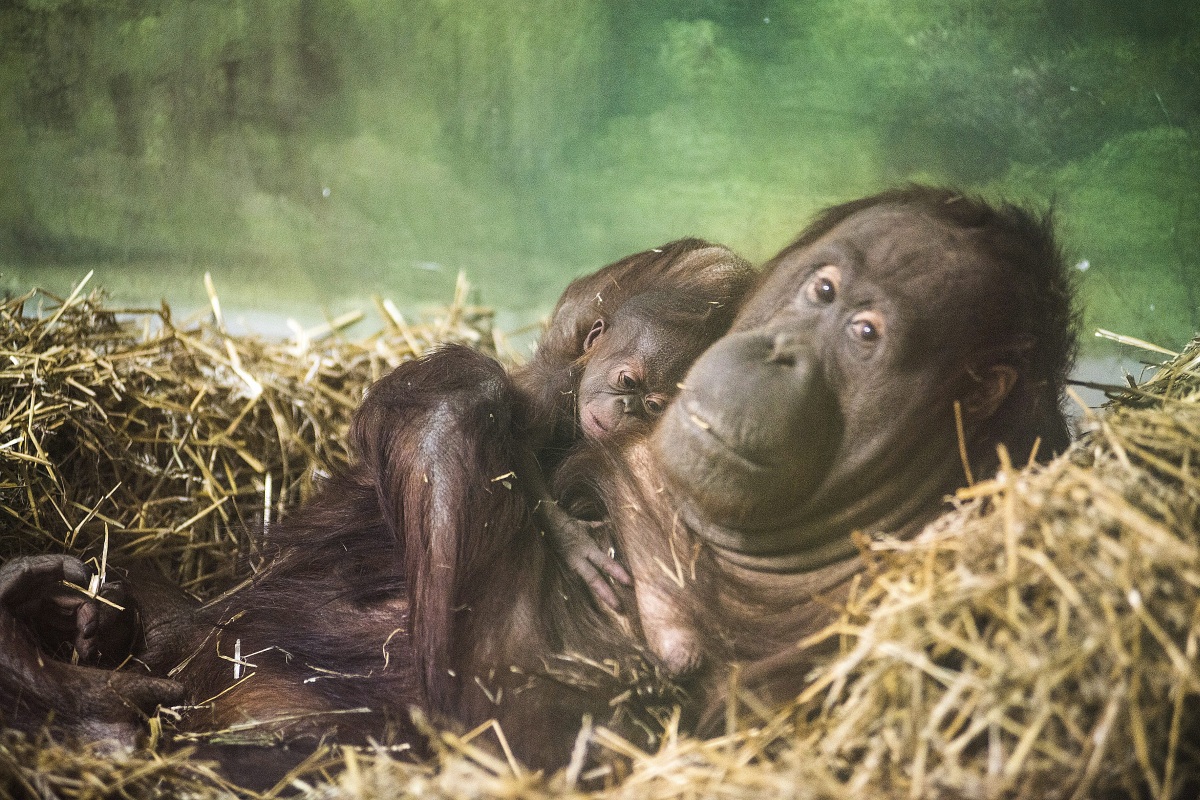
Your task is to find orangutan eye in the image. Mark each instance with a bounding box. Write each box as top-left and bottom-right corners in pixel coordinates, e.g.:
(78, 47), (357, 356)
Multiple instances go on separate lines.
(617, 372), (637, 391)
(644, 395), (666, 415)
(803, 266), (842, 305)
(849, 311), (885, 343)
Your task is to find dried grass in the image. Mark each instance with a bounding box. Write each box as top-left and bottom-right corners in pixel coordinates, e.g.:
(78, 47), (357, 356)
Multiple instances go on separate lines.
(789, 337), (1200, 800)
(0, 272), (502, 594)
(2, 275), (1199, 799)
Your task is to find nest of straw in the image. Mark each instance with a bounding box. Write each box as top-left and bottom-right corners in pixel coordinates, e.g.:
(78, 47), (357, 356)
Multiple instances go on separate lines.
(788, 341), (1200, 800)
(2, 278), (1199, 800)
(0, 273), (500, 594)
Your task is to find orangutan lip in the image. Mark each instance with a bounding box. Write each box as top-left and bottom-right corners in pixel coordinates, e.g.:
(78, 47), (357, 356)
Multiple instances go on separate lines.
(681, 403), (772, 471)
(580, 410), (608, 440)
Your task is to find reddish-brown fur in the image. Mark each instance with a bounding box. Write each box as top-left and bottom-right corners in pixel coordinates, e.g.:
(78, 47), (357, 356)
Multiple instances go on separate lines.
(172, 346), (685, 768)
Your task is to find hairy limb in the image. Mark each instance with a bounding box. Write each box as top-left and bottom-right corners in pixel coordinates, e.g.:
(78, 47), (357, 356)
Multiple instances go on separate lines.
(350, 346), (540, 712)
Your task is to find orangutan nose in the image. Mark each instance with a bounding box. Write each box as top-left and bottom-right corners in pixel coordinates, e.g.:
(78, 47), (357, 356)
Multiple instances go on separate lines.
(767, 333), (802, 366)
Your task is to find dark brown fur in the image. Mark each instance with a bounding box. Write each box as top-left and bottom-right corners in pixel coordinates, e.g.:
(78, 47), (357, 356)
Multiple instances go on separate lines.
(604, 186), (1079, 720)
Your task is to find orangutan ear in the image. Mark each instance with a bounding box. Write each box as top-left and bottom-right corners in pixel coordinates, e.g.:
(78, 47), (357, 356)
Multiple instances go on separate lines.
(583, 319), (605, 351)
(964, 364), (1018, 420)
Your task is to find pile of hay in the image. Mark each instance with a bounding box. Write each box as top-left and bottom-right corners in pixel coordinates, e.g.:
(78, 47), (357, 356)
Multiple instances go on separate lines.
(790, 340), (1200, 799)
(0, 274), (501, 592)
(2, 278), (1198, 799)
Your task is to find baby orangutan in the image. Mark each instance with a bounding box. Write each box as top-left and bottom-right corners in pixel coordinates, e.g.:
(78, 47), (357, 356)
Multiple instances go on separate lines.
(511, 241), (754, 608)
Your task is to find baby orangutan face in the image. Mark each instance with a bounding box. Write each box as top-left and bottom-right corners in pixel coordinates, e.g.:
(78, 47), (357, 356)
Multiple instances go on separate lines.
(576, 317), (677, 441)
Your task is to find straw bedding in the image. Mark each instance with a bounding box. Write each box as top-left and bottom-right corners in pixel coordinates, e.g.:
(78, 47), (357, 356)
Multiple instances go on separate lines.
(1, 278), (1197, 799)
(0, 274), (498, 588)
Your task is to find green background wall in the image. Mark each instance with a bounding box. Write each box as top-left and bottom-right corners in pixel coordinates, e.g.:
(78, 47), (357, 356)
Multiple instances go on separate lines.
(2, 0), (1197, 351)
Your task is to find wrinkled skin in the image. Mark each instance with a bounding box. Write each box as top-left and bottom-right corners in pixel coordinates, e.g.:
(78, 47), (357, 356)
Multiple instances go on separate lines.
(659, 206), (1012, 567)
(576, 316), (671, 440)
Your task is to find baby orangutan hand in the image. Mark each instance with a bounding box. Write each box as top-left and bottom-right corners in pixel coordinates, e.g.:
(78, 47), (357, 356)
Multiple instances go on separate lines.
(538, 502), (632, 611)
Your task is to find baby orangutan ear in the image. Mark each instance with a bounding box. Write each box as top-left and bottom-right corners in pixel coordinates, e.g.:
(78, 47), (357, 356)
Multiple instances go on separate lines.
(583, 319), (605, 351)
(964, 363), (1018, 421)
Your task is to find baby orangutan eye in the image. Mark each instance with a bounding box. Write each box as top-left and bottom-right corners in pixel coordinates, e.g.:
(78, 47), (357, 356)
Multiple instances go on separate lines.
(644, 395), (667, 415)
(617, 372), (637, 391)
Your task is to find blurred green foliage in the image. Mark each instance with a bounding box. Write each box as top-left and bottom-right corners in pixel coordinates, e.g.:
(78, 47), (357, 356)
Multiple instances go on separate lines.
(0, 0), (1196, 348)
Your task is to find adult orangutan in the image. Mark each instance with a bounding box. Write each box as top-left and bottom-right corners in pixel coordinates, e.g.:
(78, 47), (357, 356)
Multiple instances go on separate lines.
(585, 186), (1077, 715)
(0, 186), (1076, 778)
